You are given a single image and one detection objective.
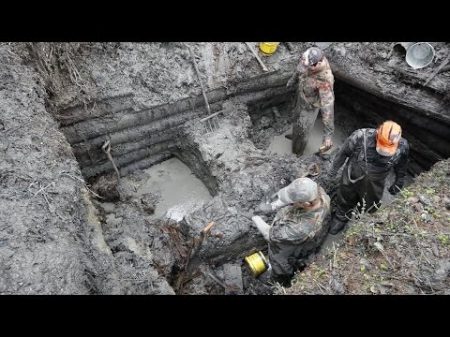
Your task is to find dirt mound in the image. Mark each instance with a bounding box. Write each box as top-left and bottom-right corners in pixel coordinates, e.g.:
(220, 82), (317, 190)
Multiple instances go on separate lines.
(25, 42), (297, 115)
(0, 44), (106, 294)
(0, 44), (174, 294)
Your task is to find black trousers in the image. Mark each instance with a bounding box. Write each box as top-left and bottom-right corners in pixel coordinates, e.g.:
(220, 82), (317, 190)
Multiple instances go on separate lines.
(334, 166), (386, 222)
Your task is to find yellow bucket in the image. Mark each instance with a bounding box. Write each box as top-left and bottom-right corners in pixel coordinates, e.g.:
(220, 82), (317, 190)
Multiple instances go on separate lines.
(244, 251), (269, 277)
(259, 42), (280, 56)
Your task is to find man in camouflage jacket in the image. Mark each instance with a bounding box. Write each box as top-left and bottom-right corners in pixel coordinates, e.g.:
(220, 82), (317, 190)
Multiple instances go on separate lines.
(287, 47), (335, 155)
(252, 178), (331, 286)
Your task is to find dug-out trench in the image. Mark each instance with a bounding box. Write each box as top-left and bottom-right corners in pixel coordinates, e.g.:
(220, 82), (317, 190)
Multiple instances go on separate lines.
(58, 71), (449, 294)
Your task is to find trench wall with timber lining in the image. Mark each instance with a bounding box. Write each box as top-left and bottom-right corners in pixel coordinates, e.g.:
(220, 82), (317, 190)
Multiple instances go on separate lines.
(56, 67), (448, 180)
(57, 70), (294, 179)
(335, 79), (450, 174)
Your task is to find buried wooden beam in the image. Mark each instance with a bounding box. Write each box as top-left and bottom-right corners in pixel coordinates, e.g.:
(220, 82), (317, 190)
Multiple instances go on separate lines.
(63, 95), (225, 145)
(329, 59), (449, 125)
(119, 152), (173, 177)
(73, 105), (221, 150)
(56, 93), (135, 126)
(424, 52), (450, 86)
(82, 146), (174, 178)
(73, 131), (175, 163)
(63, 69), (293, 145)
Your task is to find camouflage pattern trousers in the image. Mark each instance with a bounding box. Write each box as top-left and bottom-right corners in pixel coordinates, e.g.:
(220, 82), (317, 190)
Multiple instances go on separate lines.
(268, 225), (329, 287)
(292, 97), (334, 155)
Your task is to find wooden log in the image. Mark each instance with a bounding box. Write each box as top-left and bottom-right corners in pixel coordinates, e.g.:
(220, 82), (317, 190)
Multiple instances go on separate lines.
(72, 102), (222, 150)
(438, 64), (450, 74)
(388, 64), (447, 95)
(56, 93), (135, 126)
(76, 139), (177, 168)
(230, 70), (291, 95)
(64, 70), (293, 145)
(424, 51), (450, 86)
(118, 152), (173, 178)
(231, 87), (291, 110)
(72, 130), (173, 165)
(65, 71), (293, 148)
(245, 89), (294, 111)
(82, 145), (174, 178)
(64, 90), (227, 144)
(329, 57), (449, 126)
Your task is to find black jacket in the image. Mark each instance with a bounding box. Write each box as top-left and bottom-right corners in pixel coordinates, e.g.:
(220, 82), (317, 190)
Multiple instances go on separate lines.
(331, 128), (409, 188)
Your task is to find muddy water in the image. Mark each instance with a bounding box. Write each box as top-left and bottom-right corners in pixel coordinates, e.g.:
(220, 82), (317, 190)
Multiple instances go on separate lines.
(133, 158), (212, 221)
(267, 117), (346, 156)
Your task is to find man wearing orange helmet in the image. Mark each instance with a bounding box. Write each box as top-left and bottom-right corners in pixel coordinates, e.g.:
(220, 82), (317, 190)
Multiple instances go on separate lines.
(326, 121), (409, 234)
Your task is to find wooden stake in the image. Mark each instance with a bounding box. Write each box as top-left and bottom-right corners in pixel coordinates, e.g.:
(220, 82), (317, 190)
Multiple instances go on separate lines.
(424, 49), (450, 86)
(102, 140), (121, 181)
(245, 42), (269, 72)
(185, 44), (211, 115)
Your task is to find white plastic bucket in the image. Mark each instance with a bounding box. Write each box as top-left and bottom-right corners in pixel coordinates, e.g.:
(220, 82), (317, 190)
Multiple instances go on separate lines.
(405, 42), (435, 69)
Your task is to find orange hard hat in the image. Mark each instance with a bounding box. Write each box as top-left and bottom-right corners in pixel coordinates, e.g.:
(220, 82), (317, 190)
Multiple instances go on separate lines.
(376, 121), (402, 156)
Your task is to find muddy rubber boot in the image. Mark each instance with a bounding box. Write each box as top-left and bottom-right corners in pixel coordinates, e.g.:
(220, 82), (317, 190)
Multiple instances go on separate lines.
(329, 217), (347, 235)
(272, 274), (293, 288)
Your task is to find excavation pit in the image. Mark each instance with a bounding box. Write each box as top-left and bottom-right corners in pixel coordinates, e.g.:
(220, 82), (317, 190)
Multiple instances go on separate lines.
(75, 79), (440, 295)
(69, 75), (447, 295)
(6, 42), (447, 295)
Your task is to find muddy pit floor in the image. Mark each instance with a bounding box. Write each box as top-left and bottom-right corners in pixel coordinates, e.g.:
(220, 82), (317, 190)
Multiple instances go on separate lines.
(120, 158), (212, 221)
(267, 118), (347, 156)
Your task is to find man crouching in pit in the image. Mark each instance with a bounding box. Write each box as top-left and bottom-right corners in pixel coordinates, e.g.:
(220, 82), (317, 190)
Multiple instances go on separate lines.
(252, 178), (331, 287)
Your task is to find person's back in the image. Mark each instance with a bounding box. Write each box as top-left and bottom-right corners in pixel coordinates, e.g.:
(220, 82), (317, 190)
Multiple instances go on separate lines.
(268, 186), (330, 285)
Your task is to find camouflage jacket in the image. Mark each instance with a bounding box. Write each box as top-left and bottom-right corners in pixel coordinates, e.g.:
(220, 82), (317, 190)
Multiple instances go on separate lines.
(331, 128), (410, 188)
(296, 57), (335, 109)
(269, 187), (331, 245)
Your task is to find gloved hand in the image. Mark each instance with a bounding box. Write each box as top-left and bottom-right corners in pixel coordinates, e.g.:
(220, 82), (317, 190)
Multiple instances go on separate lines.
(286, 73), (297, 88)
(251, 215), (271, 241)
(320, 137), (333, 153)
(388, 184), (402, 195)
